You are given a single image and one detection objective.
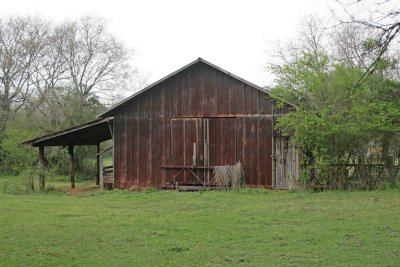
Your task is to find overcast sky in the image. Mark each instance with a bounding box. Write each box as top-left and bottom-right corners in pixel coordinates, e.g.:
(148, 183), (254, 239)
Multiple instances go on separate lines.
(1, 0), (337, 88)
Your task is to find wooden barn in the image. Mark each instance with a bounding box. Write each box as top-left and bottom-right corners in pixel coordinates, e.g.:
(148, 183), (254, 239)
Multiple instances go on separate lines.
(25, 58), (299, 190)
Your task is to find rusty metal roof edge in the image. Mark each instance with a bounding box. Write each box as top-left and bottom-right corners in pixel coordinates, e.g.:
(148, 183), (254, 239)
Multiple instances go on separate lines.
(97, 57), (278, 117)
(22, 117), (114, 146)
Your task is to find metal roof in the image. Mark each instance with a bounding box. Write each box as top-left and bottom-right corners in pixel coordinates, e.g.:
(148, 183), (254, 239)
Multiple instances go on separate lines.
(98, 57), (275, 117)
(23, 117), (114, 147)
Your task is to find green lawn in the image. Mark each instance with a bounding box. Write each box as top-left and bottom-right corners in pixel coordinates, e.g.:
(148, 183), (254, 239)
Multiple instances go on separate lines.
(0, 176), (399, 266)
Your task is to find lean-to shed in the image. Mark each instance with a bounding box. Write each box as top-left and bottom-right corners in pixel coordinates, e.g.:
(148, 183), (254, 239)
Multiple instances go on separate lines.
(25, 58), (299, 190)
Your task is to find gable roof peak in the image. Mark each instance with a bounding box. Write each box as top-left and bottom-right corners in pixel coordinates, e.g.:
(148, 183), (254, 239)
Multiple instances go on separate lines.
(98, 57), (271, 117)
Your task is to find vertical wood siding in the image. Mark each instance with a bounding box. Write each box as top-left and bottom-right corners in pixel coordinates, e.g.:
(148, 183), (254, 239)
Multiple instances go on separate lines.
(112, 61), (275, 189)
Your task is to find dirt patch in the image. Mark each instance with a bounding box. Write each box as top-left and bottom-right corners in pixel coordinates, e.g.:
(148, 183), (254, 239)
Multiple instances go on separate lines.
(56, 186), (100, 195)
(128, 185), (144, 192)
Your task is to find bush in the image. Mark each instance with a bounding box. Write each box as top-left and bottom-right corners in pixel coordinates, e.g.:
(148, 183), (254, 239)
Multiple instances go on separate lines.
(0, 127), (37, 175)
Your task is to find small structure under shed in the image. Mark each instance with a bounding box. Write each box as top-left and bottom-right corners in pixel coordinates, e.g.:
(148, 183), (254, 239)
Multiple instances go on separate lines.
(24, 58), (299, 190)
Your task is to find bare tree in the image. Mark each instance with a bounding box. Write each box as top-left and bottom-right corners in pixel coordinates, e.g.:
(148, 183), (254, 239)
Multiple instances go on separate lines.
(0, 15), (136, 132)
(334, 0), (400, 84)
(25, 16), (136, 129)
(55, 16), (133, 123)
(0, 16), (48, 133)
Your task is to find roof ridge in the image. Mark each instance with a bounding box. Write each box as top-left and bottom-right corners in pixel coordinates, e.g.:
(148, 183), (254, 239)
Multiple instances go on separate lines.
(97, 57), (271, 117)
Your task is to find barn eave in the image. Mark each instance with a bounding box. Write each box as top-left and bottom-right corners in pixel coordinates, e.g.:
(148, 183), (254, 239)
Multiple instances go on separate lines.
(23, 117), (114, 147)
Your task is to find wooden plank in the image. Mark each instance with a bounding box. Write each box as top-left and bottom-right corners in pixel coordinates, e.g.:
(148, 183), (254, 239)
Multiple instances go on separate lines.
(230, 78), (239, 116)
(183, 120), (190, 182)
(171, 76), (178, 117)
(146, 118), (152, 187)
(235, 117), (244, 167)
(250, 117), (258, 185)
(156, 118), (162, 188)
(132, 117), (139, 186)
(256, 117), (263, 185)
(257, 117), (266, 186)
(187, 69), (194, 117)
(191, 64), (200, 117)
(214, 118), (222, 165)
(113, 116), (120, 188)
(266, 117), (273, 187)
(221, 71), (230, 115)
(203, 65), (212, 117)
(171, 119), (183, 183)
(138, 118), (146, 187)
(228, 118), (236, 164)
(252, 86), (259, 114)
(244, 84), (252, 114)
(183, 70), (189, 116)
(215, 70), (223, 115)
(199, 64), (206, 116)
(176, 72), (183, 117)
(243, 117), (252, 185)
(209, 68), (217, 116)
(151, 118), (158, 187)
(262, 95), (270, 115)
(221, 119), (230, 165)
(121, 107), (127, 187)
(126, 105), (133, 187)
(167, 118), (173, 185)
(160, 117), (166, 187)
(163, 80), (171, 118)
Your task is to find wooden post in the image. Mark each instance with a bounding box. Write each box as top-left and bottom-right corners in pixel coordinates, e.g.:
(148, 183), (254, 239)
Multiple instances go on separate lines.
(68, 144), (75, 189)
(99, 154), (104, 190)
(38, 146), (46, 191)
(96, 142), (100, 185)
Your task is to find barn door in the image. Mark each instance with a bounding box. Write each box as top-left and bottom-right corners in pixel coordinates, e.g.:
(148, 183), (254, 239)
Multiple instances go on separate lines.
(274, 137), (299, 189)
(207, 117), (273, 187)
(169, 118), (205, 184)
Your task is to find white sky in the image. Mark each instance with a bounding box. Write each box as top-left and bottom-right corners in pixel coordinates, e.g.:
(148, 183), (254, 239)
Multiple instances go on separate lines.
(0, 0), (336, 88)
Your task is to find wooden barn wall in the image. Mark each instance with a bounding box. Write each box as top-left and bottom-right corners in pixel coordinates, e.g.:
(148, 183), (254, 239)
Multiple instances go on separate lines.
(112, 62), (275, 189)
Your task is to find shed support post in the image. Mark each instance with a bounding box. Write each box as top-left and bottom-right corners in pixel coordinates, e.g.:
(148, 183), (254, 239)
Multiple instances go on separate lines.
(38, 146), (46, 192)
(96, 142), (100, 185)
(99, 154), (104, 190)
(68, 144), (75, 189)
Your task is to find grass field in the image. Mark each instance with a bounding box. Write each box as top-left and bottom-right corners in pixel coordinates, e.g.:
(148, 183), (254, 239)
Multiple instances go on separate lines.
(0, 176), (400, 266)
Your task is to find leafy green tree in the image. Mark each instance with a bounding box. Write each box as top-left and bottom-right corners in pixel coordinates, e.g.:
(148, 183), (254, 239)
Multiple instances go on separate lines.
(269, 19), (400, 189)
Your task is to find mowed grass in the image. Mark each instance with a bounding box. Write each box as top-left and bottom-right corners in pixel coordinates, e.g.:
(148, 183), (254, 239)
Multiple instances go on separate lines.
(0, 177), (400, 266)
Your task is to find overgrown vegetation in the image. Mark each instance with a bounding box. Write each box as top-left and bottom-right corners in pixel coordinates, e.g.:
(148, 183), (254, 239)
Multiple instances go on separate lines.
(0, 177), (399, 266)
(269, 16), (400, 190)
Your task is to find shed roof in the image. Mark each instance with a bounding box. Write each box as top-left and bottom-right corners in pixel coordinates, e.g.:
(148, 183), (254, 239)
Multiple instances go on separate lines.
(98, 57), (274, 117)
(23, 117), (113, 147)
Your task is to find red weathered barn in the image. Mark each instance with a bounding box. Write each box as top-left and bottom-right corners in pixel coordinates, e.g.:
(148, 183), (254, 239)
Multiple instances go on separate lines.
(25, 58), (299, 190)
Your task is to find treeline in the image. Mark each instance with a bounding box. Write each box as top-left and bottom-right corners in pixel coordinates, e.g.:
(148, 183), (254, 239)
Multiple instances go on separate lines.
(0, 16), (136, 176)
(270, 9), (400, 189)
